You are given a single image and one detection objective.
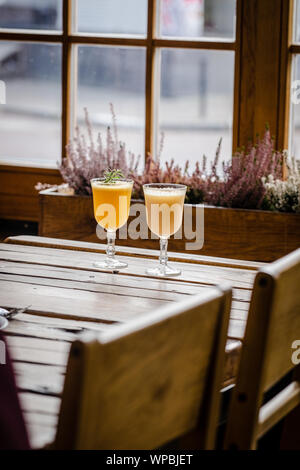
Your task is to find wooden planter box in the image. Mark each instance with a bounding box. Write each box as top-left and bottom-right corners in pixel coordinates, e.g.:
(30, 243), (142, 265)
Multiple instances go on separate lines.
(39, 189), (300, 262)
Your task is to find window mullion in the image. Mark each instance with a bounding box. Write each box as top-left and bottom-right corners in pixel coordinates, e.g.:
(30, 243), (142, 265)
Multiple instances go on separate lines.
(62, 0), (72, 160)
(153, 38), (235, 51)
(277, 0), (294, 155)
(0, 30), (62, 42)
(145, 0), (156, 161)
(232, 0), (243, 151)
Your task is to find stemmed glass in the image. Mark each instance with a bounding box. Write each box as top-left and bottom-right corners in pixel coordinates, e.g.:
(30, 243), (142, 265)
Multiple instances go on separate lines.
(143, 183), (187, 277)
(91, 177), (133, 270)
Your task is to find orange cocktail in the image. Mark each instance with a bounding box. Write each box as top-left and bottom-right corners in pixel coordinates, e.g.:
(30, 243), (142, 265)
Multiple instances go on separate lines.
(91, 177), (133, 270)
(144, 187), (186, 238)
(92, 180), (133, 231)
(143, 183), (187, 277)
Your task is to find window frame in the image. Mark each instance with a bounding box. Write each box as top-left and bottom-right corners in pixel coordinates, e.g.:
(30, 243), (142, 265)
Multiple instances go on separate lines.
(0, 0), (240, 170)
(285, 0), (300, 160)
(7, 0), (298, 223)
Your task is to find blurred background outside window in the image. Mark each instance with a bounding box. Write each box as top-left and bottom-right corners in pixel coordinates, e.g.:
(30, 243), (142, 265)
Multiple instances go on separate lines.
(0, 0), (236, 168)
(290, 0), (300, 162)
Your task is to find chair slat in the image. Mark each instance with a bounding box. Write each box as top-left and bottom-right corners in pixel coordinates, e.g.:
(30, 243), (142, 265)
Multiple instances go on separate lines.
(257, 381), (300, 439)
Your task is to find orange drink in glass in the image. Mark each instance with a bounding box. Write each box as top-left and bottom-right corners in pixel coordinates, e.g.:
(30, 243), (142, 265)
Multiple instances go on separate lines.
(143, 183), (187, 277)
(91, 178), (133, 270)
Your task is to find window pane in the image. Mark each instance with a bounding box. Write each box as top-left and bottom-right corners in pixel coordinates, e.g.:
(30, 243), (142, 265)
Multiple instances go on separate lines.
(75, 0), (148, 36)
(290, 55), (300, 160)
(294, 0), (300, 42)
(158, 49), (235, 166)
(0, 0), (62, 31)
(159, 0), (236, 40)
(77, 46), (146, 160)
(0, 42), (62, 166)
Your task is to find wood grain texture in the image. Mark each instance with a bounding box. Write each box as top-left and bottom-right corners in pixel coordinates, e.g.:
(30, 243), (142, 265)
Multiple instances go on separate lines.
(0, 236), (260, 448)
(38, 191), (300, 262)
(0, 237), (254, 337)
(238, 0), (283, 148)
(0, 194), (40, 221)
(0, 243), (256, 288)
(0, 168), (62, 221)
(5, 235), (266, 269)
(14, 362), (65, 396)
(238, 0), (256, 146)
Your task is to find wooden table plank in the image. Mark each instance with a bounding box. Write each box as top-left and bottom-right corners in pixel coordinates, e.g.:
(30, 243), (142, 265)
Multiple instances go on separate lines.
(8, 344), (69, 367)
(0, 260), (215, 295)
(26, 423), (56, 449)
(0, 282), (248, 340)
(24, 411), (58, 428)
(14, 362), (65, 396)
(0, 280), (170, 323)
(5, 235), (266, 270)
(0, 246), (251, 338)
(0, 260), (252, 302)
(0, 243), (256, 288)
(5, 320), (79, 342)
(0, 272), (190, 302)
(7, 312), (114, 332)
(7, 336), (70, 353)
(19, 393), (61, 416)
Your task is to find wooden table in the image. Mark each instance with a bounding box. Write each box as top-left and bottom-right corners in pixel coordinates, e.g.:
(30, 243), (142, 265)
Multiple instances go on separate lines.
(0, 235), (265, 449)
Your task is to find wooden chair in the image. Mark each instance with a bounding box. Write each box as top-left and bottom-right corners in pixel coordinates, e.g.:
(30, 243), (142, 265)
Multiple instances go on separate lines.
(54, 287), (232, 450)
(224, 248), (300, 450)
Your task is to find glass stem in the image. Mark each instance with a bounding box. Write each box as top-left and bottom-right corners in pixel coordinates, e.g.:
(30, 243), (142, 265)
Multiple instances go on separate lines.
(159, 237), (168, 269)
(106, 230), (116, 262)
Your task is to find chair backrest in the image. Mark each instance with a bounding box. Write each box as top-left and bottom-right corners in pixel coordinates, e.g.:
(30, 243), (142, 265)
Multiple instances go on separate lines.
(55, 287), (232, 450)
(225, 248), (300, 450)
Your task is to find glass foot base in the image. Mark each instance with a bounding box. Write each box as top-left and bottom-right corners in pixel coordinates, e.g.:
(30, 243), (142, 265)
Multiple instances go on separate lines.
(93, 258), (128, 272)
(146, 264), (181, 277)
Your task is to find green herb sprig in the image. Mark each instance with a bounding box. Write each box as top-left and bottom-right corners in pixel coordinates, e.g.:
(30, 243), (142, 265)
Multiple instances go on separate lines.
(103, 168), (125, 184)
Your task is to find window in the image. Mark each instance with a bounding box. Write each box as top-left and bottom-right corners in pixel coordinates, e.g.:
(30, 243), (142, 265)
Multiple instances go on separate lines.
(0, 0), (237, 168)
(76, 0), (148, 36)
(76, 45), (146, 159)
(158, 48), (234, 166)
(0, 0), (62, 31)
(290, 0), (300, 161)
(0, 42), (62, 165)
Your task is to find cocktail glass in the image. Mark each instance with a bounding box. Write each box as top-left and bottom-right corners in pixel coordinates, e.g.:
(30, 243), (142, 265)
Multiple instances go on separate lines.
(143, 183), (187, 277)
(91, 178), (133, 270)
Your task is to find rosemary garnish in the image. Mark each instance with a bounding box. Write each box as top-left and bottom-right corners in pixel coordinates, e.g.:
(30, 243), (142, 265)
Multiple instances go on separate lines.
(103, 168), (125, 184)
